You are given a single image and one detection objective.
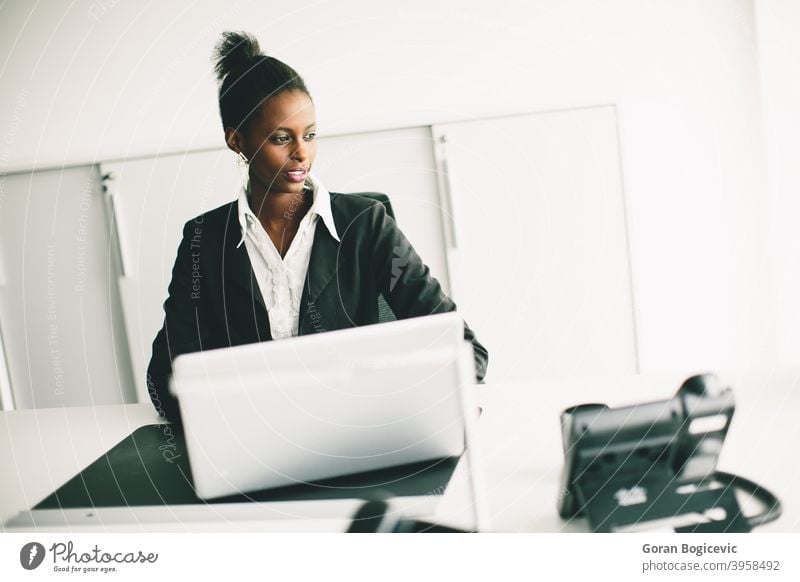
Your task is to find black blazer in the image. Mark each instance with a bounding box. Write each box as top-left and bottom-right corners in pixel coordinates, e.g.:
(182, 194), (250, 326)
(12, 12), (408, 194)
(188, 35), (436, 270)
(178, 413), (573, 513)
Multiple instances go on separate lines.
(147, 191), (489, 424)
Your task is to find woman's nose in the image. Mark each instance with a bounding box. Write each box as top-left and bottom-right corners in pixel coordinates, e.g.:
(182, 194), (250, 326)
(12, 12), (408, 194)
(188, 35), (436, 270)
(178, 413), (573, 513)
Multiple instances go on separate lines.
(291, 140), (308, 161)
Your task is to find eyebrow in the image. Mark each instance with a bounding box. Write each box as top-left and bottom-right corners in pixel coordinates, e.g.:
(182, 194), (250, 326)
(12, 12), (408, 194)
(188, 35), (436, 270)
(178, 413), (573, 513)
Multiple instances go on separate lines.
(273, 123), (316, 132)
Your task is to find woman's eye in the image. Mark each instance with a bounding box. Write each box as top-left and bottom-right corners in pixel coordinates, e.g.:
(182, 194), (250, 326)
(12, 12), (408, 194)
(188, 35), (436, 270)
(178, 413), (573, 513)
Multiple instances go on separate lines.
(304, 132), (317, 141)
(272, 135), (290, 144)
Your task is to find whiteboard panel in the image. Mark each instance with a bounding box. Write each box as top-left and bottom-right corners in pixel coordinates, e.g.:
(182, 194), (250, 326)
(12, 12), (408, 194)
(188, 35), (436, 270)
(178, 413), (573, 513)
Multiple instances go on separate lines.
(314, 126), (449, 294)
(433, 106), (638, 382)
(0, 166), (136, 408)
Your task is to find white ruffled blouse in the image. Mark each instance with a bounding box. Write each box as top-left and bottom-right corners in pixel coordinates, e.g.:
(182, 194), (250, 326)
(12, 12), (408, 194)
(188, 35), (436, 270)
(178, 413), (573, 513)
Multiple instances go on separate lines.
(236, 174), (341, 340)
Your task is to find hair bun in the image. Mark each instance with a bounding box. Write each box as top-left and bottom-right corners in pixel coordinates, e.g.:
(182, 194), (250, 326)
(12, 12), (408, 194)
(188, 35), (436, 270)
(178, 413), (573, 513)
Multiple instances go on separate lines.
(212, 31), (263, 82)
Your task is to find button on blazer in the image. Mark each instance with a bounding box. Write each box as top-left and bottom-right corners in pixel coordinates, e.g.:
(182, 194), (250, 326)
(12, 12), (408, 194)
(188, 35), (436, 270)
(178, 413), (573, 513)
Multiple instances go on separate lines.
(147, 192), (489, 424)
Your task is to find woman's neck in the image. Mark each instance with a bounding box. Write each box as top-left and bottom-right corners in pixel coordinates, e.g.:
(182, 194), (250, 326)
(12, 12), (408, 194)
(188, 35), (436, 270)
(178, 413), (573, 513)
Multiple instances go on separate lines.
(248, 180), (311, 231)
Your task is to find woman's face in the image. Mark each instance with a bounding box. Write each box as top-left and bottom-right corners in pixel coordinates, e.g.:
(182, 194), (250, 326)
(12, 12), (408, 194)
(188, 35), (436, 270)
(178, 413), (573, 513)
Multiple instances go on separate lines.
(233, 90), (317, 197)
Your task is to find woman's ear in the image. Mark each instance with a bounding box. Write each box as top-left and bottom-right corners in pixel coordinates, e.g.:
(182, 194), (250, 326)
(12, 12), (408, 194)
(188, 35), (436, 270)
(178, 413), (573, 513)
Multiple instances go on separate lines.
(225, 127), (245, 157)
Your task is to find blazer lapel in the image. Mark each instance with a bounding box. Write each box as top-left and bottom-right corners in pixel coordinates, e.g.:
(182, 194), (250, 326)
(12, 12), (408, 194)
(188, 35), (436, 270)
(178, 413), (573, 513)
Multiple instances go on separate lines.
(218, 201), (344, 340)
(220, 202), (271, 341)
(299, 219), (344, 333)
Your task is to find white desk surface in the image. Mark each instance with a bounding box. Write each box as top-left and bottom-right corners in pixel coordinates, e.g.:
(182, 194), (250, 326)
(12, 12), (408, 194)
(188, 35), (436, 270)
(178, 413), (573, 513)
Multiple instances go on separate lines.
(2, 369), (798, 532)
(0, 403), (163, 529)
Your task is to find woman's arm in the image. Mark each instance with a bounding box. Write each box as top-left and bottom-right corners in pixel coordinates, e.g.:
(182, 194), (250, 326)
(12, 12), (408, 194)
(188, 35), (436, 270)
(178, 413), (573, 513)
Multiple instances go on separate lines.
(369, 200), (489, 382)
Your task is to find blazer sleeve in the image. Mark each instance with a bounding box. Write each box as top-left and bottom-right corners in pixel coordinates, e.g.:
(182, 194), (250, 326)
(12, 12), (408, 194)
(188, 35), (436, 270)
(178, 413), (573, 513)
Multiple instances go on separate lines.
(369, 200), (489, 382)
(146, 220), (209, 425)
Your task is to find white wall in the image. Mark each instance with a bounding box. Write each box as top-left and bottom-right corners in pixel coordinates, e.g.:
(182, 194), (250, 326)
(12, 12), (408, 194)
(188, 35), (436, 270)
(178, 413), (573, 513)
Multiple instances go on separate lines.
(0, 2), (765, 169)
(754, 0), (800, 367)
(0, 1), (781, 375)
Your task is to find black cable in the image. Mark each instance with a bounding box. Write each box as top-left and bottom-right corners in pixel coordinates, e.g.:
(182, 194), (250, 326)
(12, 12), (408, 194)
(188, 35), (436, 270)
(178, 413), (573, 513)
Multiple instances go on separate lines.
(713, 471), (783, 528)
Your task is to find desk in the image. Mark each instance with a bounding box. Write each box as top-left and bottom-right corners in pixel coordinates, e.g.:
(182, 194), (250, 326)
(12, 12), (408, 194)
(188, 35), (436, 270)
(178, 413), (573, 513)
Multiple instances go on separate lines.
(0, 404), (162, 529)
(2, 369), (799, 532)
(447, 369), (800, 532)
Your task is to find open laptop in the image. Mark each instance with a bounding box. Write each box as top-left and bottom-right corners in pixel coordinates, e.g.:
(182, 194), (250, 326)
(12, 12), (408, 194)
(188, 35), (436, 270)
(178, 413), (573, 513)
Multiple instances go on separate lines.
(170, 311), (477, 500)
(7, 312), (486, 532)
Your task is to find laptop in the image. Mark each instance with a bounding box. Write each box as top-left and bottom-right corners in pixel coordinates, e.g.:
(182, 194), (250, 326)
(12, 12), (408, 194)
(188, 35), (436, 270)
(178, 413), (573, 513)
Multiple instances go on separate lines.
(6, 312), (486, 532)
(169, 311), (479, 501)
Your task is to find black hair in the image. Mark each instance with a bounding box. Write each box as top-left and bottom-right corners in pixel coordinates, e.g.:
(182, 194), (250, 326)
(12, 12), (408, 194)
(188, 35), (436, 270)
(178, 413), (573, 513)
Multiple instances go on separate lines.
(212, 31), (311, 132)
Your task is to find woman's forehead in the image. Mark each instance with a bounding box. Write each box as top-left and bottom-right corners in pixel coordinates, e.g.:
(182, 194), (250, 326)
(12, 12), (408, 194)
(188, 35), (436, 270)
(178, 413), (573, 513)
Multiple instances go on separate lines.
(255, 91), (315, 130)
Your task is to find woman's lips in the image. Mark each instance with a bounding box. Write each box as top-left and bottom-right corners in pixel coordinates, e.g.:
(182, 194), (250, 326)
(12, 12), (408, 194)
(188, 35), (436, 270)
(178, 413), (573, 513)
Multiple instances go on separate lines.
(285, 169), (307, 183)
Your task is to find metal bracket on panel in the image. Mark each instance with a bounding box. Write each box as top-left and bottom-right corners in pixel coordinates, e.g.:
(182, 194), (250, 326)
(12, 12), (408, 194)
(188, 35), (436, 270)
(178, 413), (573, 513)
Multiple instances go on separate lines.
(0, 320), (15, 411)
(100, 170), (131, 278)
(432, 132), (461, 300)
(433, 134), (459, 251)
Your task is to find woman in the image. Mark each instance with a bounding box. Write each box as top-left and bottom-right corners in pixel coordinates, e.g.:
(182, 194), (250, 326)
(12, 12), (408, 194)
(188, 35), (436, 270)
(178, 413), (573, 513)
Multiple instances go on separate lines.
(147, 31), (488, 424)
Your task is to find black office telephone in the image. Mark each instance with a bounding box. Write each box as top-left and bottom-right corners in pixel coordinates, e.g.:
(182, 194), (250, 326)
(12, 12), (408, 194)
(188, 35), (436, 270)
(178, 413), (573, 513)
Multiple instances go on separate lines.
(557, 374), (782, 532)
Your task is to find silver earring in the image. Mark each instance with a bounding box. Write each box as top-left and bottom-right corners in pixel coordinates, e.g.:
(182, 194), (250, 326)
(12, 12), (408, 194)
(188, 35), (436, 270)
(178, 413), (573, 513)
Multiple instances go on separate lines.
(236, 152), (251, 188)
